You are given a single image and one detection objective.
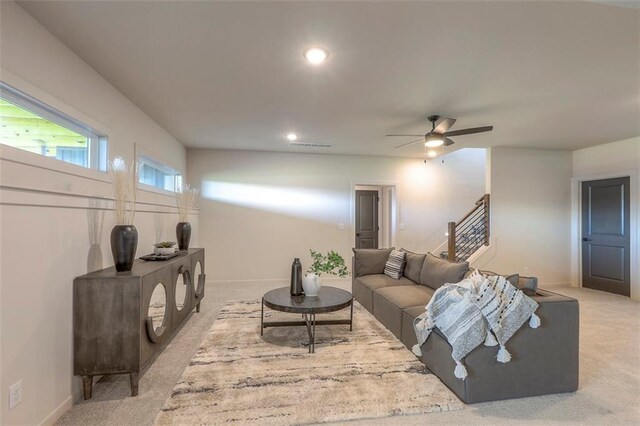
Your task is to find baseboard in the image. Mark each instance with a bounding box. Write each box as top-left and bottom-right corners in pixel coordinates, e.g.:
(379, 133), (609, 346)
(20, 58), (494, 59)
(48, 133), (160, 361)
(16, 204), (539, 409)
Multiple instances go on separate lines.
(39, 395), (73, 426)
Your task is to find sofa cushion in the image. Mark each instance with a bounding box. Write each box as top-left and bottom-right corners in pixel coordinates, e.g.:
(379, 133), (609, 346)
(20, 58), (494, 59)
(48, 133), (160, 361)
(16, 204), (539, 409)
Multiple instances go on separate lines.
(352, 248), (393, 277)
(420, 252), (469, 290)
(374, 285), (435, 309)
(352, 274), (414, 313)
(356, 274), (415, 292)
(384, 249), (406, 279)
(401, 249), (426, 283)
(373, 286), (434, 339)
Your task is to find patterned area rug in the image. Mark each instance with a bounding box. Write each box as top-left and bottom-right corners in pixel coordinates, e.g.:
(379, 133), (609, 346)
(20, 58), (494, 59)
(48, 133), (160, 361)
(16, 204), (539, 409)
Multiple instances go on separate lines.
(155, 300), (463, 425)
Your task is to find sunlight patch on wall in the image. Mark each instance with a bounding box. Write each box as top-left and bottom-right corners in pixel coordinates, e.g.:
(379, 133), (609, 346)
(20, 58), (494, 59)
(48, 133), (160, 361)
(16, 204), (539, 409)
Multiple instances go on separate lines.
(201, 181), (346, 223)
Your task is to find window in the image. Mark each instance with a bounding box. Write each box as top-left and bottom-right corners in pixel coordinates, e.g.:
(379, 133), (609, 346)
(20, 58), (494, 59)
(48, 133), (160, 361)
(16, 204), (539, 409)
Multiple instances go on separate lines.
(0, 82), (107, 171)
(138, 154), (182, 192)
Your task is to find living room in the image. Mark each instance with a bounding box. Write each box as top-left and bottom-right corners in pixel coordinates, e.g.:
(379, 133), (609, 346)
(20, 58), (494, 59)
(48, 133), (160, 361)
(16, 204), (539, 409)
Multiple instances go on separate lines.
(1, 1), (639, 425)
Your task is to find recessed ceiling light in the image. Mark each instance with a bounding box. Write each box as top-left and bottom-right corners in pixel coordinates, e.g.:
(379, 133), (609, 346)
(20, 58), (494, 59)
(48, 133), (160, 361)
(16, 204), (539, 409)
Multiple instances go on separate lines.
(427, 150), (438, 158)
(304, 47), (328, 65)
(286, 132), (298, 141)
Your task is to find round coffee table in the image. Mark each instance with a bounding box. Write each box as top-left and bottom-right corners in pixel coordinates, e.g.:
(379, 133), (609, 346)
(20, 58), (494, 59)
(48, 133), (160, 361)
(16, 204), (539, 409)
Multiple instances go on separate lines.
(261, 286), (353, 353)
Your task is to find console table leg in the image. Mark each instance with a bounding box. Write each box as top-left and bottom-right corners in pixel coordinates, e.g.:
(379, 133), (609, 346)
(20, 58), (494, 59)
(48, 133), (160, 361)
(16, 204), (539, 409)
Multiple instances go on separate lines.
(130, 371), (139, 397)
(82, 376), (93, 400)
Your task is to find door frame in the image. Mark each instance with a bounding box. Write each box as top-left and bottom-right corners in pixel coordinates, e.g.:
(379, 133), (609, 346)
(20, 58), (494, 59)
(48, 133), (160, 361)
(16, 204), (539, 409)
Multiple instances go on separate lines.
(571, 170), (638, 299)
(351, 181), (399, 249)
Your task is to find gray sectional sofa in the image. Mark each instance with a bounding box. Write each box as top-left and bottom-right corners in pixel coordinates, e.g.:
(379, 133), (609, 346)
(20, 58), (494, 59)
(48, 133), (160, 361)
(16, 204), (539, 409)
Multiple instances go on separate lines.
(352, 248), (579, 404)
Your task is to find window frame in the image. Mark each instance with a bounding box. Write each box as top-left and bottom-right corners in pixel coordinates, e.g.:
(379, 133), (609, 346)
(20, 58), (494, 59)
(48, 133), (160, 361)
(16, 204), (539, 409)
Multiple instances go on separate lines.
(137, 152), (182, 193)
(0, 81), (108, 171)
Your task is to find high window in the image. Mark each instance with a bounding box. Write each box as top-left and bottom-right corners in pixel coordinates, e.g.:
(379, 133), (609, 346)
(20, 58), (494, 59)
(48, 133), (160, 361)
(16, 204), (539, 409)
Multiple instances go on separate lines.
(0, 82), (107, 171)
(138, 154), (182, 192)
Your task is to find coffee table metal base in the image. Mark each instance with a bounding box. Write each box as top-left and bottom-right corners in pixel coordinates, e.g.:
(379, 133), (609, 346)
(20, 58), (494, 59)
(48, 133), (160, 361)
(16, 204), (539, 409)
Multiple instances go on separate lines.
(260, 299), (353, 354)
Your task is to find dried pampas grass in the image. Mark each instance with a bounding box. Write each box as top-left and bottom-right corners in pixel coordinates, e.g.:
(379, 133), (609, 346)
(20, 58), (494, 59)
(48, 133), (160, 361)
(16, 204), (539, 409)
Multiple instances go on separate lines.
(109, 157), (139, 225)
(176, 184), (198, 222)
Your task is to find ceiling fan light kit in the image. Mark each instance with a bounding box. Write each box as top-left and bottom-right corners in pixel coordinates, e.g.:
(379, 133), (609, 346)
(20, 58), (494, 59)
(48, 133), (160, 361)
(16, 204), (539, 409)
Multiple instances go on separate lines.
(425, 134), (444, 147)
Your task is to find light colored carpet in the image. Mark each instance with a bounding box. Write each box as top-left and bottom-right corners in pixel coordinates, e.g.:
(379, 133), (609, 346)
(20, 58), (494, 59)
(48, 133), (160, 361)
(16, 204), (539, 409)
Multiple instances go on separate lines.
(55, 281), (640, 425)
(154, 300), (463, 425)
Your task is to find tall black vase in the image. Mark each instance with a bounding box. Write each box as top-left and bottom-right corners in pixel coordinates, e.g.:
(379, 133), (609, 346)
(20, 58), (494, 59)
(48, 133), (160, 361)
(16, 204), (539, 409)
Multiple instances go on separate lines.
(290, 258), (303, 296)
(176, 222), (192, 251)
(110, 225), (138, 272)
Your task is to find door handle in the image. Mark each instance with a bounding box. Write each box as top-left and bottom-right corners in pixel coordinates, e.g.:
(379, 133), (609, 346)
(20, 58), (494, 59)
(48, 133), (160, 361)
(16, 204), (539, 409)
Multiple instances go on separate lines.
(582, 237), (591, 242)
(356, 233), (361, 236)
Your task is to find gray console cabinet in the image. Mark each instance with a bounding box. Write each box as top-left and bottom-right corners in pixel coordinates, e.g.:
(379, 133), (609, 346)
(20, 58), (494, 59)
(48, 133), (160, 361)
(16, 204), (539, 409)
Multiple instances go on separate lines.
(73, 248), (205, 399)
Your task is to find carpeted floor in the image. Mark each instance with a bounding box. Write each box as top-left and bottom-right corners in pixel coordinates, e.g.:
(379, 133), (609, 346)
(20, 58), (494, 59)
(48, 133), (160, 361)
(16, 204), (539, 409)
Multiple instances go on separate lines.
(55, 280), (640, 425)
(155, 300), (463, 425)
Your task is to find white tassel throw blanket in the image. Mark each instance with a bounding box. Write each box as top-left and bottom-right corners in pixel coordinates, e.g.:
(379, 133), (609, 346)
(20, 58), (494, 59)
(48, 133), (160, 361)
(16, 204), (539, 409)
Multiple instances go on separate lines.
(412, 270), (541, 380)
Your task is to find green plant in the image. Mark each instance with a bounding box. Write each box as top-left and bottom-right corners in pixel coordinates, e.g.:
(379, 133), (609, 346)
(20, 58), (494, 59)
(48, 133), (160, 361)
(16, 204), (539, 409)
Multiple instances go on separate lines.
(154, 241), (176, 248)
(307, 250), (349, 278)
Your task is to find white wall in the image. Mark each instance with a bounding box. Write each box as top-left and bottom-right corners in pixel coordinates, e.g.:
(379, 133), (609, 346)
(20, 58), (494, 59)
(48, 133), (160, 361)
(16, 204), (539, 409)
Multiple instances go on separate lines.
(0, 2), (192, 424)
(188, 148), (486, 282)
(474, 147), (573, 285)
(571, 137), (640, 300)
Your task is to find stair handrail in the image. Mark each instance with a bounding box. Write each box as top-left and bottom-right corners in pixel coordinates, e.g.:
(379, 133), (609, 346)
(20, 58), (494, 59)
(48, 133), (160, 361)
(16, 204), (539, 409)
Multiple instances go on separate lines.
(447, 194), (490, 262)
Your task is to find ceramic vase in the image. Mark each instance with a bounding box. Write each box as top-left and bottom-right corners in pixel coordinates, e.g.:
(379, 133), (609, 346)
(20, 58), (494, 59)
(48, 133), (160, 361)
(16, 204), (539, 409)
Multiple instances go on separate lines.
(302, 273), (321, 297)
(176, 222), (191, 251)
(110, 225), (138, 272)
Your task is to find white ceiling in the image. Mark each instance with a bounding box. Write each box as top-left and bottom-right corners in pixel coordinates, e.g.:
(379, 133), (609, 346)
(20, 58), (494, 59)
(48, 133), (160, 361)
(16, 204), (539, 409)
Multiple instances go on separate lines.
(18, 1), (640, 157)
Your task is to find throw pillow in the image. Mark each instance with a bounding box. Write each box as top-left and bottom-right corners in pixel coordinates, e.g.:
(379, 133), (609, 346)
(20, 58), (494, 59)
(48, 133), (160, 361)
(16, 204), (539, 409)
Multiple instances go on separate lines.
(479, 270), (520, 288)
(384, 249), (406, 280)
(352, 248), (394, 277)
(401, 249), (426, 283)
(518, 276), (539, 296)
(420, 252), (469, 290)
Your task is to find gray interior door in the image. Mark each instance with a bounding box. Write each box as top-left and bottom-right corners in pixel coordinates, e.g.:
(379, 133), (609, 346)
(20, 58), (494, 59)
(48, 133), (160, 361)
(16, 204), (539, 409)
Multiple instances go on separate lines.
(355, 190), (379, 249)
(581, 177), (630, 297)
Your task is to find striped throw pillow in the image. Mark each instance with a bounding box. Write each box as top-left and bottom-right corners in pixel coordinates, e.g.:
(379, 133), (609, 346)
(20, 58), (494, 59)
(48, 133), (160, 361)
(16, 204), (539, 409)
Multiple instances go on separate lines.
(384, 249), (406, 280)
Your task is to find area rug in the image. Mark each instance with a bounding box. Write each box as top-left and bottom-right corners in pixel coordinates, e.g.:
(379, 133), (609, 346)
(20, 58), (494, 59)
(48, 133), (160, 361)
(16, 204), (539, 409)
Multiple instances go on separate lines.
(155, 300), (463, 425)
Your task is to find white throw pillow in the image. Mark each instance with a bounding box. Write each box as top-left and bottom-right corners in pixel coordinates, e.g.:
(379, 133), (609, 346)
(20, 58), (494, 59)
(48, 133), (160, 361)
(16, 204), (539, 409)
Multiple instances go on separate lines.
(384, 249), (406, 280)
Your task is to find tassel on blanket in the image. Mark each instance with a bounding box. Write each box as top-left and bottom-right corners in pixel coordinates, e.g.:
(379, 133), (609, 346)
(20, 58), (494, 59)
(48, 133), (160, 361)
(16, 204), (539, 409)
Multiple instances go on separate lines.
(496, 345), (512, 363)
(454, 361), (468, 380)
(529, 313), (541, 328)
(484, 331), (498, 346)
(412, 344), (422, 357)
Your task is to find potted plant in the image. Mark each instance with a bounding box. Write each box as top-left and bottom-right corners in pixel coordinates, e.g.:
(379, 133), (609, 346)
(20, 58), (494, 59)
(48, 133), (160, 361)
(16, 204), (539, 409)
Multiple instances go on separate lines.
(175, 184), (198, 251)
(109, 157), (139, 272)
(303, 250), (349, 296)
(153, 241), (177, 255)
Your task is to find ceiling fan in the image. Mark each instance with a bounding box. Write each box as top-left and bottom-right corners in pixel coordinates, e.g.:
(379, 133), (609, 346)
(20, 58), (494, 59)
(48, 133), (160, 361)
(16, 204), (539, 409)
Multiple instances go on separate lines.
(386, 115), (493, 149)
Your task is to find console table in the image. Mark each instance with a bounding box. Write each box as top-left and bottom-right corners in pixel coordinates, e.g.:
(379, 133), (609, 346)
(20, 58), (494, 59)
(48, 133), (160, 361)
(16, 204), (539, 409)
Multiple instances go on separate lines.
(73, 248), (205, 399)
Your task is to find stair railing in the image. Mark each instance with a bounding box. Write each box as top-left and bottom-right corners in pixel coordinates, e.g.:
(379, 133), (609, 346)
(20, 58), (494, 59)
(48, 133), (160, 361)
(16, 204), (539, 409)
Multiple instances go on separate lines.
(447, 194), (490, 262)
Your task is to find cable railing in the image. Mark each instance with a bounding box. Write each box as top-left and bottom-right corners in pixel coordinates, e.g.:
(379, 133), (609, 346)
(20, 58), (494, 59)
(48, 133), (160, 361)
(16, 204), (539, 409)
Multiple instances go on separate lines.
(447, 194), (490, 262)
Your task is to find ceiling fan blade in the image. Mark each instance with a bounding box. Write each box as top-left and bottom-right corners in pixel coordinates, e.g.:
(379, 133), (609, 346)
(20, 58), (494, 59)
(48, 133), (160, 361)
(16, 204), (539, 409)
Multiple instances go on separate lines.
(443, 137), (455, 146)
(394, 138), (423, 149)
(434, 118), (457, 134)
(385, 134), (424, 137)
(444, 126), (493, 137)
